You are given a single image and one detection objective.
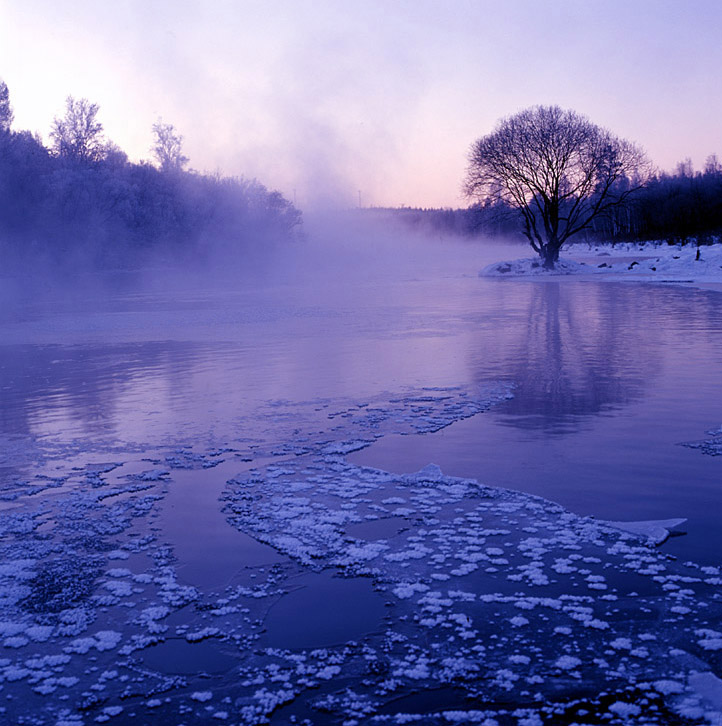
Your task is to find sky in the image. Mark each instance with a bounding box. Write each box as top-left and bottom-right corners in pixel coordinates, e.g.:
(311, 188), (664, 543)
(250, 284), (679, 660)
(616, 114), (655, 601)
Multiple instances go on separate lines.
(1, 0), (721, 209)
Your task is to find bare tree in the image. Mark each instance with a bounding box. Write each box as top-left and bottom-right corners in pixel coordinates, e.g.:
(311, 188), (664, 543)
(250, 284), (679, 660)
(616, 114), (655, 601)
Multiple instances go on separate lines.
(0, 78), (13, 132)
(464, 106), (650, 268)
(50, 96), (105, 162)
(151, 119), (188, 172)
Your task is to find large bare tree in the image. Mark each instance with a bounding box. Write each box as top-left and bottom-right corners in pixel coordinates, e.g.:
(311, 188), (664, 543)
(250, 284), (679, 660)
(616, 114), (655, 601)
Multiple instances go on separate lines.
(464, 106), (649, 268)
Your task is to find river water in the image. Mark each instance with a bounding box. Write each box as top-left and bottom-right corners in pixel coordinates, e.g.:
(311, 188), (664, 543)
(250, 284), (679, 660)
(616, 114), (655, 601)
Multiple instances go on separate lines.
(3, 239), (721, 560)
(2, 234), (722, 723)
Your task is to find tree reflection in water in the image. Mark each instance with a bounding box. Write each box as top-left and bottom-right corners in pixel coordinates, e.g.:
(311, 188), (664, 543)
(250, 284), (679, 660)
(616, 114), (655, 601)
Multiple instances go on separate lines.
(475, 281), (666, 433)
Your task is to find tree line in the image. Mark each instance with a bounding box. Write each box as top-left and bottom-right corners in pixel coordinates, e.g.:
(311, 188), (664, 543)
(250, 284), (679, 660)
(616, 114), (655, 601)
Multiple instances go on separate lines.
(590, 156), (722, 244)
(391, 157), (722, 248)
(375, 107), (721, 267)
(0, 79), (301, 271)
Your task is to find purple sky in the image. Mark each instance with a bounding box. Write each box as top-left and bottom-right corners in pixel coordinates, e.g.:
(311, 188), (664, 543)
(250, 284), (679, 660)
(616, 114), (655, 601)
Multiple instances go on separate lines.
(1, 0), (721, 208)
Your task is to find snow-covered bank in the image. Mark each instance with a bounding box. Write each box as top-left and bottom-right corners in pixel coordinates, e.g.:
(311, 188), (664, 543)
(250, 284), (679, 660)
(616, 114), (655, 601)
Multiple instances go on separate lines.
(480, 242), (722, 285)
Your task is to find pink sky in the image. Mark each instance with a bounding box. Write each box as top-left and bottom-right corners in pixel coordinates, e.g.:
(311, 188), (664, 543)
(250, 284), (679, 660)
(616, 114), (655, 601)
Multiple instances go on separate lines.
(1, 0), (721, 209)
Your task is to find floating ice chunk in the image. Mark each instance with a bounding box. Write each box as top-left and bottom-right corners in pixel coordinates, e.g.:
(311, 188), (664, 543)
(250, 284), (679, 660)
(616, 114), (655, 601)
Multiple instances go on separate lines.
(608, 702), (641, 717)
(554, 655), (581, 670)
(103, 580), (133, 597)
(695, 628), (722, 651)
(689, 672), (722, 708)
(316, 665), (341, 679)
(98, 705), (123, 720)
(186, 627), (220, 642)
(95, 631), (122, 651)
(321, 440), (372, 455)
(392, 582), (429, 599)
(4, 636), (28, 648)
(106, 568), (131, 578)
(191, 691), (213, 702)
(25, 625), (53, 642)
(600, 518), (687, 545)
(653, 679), (685, 694)
(413, 464), (444, 482)
(65, 631), (121, 654)
(139, 469), (169, 481)
(0, 622), (27, 637)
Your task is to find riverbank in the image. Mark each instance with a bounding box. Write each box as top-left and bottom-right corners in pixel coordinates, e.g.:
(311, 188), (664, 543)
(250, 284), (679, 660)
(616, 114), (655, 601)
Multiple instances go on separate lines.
(480, 241), (722, 287)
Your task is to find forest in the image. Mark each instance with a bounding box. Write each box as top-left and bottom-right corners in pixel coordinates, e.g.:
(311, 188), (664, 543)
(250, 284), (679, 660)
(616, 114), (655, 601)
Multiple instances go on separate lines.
(0, 80), (301, 272)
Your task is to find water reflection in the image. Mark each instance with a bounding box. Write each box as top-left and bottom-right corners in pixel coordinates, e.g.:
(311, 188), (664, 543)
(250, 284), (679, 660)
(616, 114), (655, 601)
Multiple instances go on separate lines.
(474, 282), (663, 433)
(0, 341), (210, 442)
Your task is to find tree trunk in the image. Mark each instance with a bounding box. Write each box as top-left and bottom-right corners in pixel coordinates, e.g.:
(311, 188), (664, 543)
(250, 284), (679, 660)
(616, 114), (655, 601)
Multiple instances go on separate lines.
(540, 243), (560, 269)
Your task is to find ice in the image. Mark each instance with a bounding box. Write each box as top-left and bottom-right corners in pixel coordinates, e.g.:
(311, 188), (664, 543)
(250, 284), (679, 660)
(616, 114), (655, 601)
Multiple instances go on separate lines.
(2, 384), (722, 724)
(690, 672), (722, 709)
(554, 655), (582, 670)
(190, 691), (213, 702)
(609, 701), (642, 717)
(601, 518), (688, 545)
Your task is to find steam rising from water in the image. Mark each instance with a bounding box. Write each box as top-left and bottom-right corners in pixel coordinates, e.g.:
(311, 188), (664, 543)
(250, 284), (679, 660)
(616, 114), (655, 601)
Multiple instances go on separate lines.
(1, 211), (523, 325)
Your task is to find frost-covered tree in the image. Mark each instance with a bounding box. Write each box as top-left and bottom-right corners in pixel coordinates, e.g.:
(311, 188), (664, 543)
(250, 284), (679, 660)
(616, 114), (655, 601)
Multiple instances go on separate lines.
(704, 154), (722, 176)
(0, 78), (13, 131)
(464, 106), (650, 268)
(151, 119), (188, 172)
(50, 96), (105, 162)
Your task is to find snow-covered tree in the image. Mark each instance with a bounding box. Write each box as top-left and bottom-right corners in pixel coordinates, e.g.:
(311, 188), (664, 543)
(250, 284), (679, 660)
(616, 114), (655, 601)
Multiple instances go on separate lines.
(0, 78), (13, 132)
(50, 96), (105, 163)
(151, 119), (188, 173)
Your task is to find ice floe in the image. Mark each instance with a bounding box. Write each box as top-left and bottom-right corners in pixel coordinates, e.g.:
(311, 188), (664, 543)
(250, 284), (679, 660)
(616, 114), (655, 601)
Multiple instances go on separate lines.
(0, 383), (721, 724)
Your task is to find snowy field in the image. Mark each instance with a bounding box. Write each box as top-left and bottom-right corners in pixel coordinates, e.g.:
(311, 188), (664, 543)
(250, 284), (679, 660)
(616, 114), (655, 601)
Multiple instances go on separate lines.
(2, 238), (722, 725)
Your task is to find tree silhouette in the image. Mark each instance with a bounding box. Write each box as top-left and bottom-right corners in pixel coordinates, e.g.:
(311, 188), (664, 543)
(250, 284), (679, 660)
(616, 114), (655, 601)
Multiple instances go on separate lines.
(464, 106), (649, 268)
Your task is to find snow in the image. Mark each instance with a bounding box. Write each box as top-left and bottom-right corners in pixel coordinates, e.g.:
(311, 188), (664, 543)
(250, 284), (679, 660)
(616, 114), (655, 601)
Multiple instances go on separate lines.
(481, 257), (590, 276)
(480, 241), (722, 286)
